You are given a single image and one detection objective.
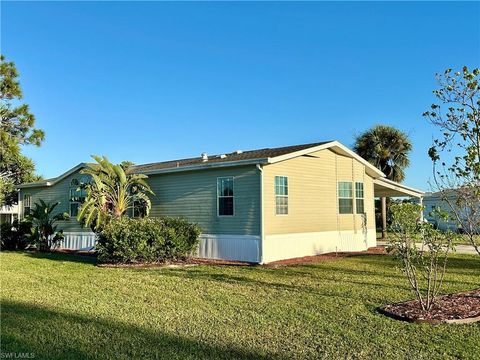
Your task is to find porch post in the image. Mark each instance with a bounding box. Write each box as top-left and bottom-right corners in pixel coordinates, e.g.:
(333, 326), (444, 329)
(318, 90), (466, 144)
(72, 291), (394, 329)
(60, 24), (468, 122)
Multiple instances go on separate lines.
(381, 196), (387, 239)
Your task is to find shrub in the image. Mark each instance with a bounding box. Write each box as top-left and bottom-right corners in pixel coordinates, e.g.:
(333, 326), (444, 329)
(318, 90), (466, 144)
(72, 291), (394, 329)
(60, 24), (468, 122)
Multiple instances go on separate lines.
(0, 219), (32, 250)
(388, 203), (456, 311)
(96, 217), (201, 263)
(28, 200), (69, 251)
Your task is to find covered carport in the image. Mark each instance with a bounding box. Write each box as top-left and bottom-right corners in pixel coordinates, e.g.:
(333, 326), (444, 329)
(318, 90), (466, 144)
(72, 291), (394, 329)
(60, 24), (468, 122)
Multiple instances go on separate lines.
(373, 178), (425, 239)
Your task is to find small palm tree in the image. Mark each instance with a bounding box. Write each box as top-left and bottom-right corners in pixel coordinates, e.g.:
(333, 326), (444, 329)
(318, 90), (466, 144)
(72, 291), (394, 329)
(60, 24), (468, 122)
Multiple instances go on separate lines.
(28, 199), (69, 251)
(77, 155), (154, 231)
(354, 125), (412, 239)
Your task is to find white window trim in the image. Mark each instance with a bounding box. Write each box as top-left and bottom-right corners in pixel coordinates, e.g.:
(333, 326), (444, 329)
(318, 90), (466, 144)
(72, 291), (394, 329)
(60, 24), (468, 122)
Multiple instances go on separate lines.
(217, 176), (235, 217)
(338, 181), (354, 215)
(131, 198), (144, 218)
(275, 175), (289, 216)
(69, 181), (85, 218)
(355, 182), (365, 214)
(23, 194), (31, 216)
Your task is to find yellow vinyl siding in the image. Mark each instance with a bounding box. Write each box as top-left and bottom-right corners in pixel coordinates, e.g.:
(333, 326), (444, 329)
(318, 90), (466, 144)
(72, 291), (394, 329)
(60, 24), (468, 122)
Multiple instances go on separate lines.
(263, 149), (375, 235)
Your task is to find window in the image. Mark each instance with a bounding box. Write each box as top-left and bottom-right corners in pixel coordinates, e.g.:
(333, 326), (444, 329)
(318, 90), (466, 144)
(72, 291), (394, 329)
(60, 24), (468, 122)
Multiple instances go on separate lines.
(338, 182), (353, 214)
(132, 199), (147, 218)
(275, 176), (288, 215)
(23, 194), (31, 216)
(70, 179), (87, 217)
(355, 182), (365, 214)
(217, 177), (234, 216)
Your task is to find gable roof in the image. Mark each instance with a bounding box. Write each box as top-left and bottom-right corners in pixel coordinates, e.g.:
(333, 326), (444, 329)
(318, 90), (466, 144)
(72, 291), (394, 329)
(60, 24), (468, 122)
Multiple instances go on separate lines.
(130, 141), (331, 173)
(130, 140), (385, 178)
(17, 163), (88, 189)
(17, 140), (386, 188)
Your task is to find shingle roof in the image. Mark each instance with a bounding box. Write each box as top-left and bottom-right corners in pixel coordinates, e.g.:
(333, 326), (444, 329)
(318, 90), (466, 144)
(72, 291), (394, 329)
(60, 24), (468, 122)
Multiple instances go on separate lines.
(130, 141), (332, 173)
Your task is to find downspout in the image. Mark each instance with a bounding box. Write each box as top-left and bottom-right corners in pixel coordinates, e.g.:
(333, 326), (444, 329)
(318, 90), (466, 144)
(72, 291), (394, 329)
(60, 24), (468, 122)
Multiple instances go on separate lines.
(256, 164), (264, 264)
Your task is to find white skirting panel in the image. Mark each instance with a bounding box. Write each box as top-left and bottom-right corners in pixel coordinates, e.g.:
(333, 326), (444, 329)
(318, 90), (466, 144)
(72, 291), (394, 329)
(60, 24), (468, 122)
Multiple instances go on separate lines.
(59, 232), (96, 251)
(262, 229), (377, 263)
(57, 230), (376, 264)
(197, 234), (261, 263)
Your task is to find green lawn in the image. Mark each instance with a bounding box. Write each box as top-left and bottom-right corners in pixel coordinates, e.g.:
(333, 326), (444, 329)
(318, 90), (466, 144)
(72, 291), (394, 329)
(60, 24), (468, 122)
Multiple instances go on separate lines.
(1, 252), (479, 359)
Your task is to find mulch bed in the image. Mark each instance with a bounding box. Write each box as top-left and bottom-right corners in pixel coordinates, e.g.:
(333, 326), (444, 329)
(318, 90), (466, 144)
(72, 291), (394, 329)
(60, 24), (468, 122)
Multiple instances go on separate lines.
(379, 289), (480, 324)
(265, 246), (387, 266)
(52, 247), (387, 268)
(53, 249), (97, 257)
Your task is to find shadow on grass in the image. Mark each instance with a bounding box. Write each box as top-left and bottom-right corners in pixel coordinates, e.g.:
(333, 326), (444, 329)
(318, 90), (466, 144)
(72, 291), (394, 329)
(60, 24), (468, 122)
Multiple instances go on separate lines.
(21, 251), (98, 266)
(0, 300), (279, 360)
(157, 266), (414, 300)
(444, 255), (480, 272)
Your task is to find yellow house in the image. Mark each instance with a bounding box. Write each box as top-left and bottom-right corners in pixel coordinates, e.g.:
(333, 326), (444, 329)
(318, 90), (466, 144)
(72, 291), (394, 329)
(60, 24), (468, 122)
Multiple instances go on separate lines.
(17, 140), (424, 263)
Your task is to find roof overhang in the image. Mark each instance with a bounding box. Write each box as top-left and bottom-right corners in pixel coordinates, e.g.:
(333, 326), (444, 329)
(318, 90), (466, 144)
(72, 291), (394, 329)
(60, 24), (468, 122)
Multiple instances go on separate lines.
(136, 141), (385, 177)
(137, 158), (269, 175)
(374, 178), (424, 198)
(15, 141), (415, 190)
(16, 163), (87, 189)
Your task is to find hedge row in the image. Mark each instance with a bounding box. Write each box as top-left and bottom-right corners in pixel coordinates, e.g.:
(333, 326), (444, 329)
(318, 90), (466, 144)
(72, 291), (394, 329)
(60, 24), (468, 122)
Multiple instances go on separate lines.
(96, 217), (201, 263)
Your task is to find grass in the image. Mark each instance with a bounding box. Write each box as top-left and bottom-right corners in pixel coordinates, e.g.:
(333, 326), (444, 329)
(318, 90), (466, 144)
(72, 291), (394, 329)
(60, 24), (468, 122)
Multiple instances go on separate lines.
(1, 251), (479, 359)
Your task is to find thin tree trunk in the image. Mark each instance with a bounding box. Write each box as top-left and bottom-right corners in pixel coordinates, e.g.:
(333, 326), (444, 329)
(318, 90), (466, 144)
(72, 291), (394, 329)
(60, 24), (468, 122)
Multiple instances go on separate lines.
(381, 196), (387, 239)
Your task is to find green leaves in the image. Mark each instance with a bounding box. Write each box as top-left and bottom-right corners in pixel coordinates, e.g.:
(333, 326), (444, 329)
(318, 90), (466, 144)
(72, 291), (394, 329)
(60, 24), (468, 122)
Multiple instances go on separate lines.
(353, 125), (412, 182)
(428, 146), (439, 162)
(389, 203), (456, 311)
(425, 67), (480, 255)
(27, 200), (68, 251)
(0, 54), (44, 206)
(78, 155), (155, 232)
(96, 216), (200, 264)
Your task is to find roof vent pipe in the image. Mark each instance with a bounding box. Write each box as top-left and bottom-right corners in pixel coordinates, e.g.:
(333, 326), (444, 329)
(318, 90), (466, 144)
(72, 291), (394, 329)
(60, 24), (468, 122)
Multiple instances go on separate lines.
(234, 150), (243, 154)
(201, 153), (208, 162)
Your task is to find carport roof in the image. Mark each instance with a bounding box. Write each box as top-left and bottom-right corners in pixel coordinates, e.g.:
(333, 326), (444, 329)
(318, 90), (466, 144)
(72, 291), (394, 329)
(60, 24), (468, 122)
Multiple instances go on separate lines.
(373, 178), (424, 198)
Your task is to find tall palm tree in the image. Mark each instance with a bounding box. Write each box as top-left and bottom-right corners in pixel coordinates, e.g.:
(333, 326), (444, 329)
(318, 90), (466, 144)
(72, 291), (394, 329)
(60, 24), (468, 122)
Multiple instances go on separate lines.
(77, 155), (154, 231)
(353, 125), (412, 239)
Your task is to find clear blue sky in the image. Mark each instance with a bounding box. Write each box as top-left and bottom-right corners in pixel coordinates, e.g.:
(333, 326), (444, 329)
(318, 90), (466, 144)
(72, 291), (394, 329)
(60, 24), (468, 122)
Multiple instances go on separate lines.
(2, 1), (479, 190)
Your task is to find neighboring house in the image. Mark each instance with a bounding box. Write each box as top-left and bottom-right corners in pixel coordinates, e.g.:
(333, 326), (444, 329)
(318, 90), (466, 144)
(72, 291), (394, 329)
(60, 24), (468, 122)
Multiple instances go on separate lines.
(16, 141), (423, 263)
(0, 204), (19, 225)
(423, 190), (479, 232)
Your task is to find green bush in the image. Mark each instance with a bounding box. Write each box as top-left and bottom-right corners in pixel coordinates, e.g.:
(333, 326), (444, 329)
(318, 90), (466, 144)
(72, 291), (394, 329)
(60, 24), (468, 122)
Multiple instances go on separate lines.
(96, 217), (201, 263)
(0, 220), (32, 250)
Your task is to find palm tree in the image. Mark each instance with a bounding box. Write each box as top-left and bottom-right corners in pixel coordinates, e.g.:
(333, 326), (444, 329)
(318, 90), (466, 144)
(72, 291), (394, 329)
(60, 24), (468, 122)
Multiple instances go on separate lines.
(353, 125), (412, 239)
(28, 199), (69, 251)
(77, 155), (154, 231)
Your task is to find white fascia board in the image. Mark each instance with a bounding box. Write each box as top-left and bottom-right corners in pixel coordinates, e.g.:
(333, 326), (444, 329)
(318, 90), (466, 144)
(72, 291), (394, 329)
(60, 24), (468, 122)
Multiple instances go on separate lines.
(374, 178), (425, 197)
(267, 141), (385, 178)
(16, 163), (87, 189)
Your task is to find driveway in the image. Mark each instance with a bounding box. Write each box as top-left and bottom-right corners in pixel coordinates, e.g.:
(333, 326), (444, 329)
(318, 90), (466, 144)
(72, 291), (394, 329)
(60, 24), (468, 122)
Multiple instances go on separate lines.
(376, 241), (478, 255)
